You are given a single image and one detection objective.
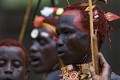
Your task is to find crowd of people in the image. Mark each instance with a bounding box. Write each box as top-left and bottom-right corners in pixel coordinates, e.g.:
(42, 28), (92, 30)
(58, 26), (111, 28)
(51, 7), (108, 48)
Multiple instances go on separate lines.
(0, 1), (120, 80)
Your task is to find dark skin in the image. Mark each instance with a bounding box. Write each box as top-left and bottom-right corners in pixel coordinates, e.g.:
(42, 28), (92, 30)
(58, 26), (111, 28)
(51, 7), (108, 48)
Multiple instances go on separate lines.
(30, 28), (58, 73)
(57, 9), (111, 80)
(90, 52), (111, 80)
(90, 35), (111, 80)
(56, 10), (90, 65)
(0, 46), (27, 80)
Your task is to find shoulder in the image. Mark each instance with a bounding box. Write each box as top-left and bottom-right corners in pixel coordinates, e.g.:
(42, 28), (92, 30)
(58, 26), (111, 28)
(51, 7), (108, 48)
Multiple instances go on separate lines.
(111, 73), (120, 80)
(45, 70), (61, 80)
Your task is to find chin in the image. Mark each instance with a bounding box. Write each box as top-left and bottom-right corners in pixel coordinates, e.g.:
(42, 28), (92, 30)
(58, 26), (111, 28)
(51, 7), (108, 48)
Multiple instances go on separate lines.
(62, 55), (81, 65)
(2, 77), (14, 80)
(33, 66), (51, 73)
(61, 57), (73, 65)
(63, 60), (77, 65)
(32, 67), (44, 73)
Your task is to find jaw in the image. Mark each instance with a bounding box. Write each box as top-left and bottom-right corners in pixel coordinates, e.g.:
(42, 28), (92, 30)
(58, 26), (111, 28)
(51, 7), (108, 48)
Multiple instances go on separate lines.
(59, 46), (91, 65)
(31, 65), (53, 73)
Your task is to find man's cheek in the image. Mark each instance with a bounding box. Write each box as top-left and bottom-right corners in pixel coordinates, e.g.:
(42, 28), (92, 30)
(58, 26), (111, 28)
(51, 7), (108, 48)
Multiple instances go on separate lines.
(16, 68), (25, 74)
(65, 35), (79, 47)
(17, 69), (26, 79)
(79, 35), (90, 45)
(68, 34), (79, 42)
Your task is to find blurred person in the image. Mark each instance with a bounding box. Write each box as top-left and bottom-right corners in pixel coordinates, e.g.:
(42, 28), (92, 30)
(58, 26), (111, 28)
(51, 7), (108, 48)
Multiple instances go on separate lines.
(29, 17), (59, 80)
(0, 39), (29, 80)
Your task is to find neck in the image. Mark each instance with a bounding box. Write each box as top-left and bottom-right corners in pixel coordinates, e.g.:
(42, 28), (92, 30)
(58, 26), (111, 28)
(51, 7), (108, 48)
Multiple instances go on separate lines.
(77, 51), (92, 65)
(47, 63), (59, 73)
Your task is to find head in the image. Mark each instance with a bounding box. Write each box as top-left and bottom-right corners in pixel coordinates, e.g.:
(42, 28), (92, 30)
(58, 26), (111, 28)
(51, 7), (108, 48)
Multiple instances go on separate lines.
(0, 39), (29, 80)
(56, 2), (109, 65)
(30, 18), (58, 73)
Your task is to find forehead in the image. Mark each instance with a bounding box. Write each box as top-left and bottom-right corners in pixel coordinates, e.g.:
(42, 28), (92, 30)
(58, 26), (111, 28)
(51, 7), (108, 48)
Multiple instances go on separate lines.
(0, 46), (24, 60)
(62, 9), (82, 22)
(58, 15), (74, 25)
(62, 9), (81, 16)
(39, 28), (48, 32)
(58, 10), (82, 27)
(38, 28), (54, 38)
(58, 9), (89, 34)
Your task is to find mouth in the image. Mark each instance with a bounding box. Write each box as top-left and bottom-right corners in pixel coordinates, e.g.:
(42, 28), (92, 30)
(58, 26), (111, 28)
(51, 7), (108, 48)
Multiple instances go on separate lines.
(57, 49), (65, 57)
(4, 78), (13, 80)
(30, 56), (42, 67)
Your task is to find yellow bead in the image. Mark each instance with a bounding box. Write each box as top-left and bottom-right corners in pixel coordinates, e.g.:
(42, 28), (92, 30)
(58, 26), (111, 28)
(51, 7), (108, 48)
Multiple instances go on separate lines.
(85, 5), (96, 11)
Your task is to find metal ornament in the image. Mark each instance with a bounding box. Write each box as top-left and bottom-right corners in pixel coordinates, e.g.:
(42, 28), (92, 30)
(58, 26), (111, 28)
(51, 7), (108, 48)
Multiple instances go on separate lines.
(31, 29), (39, 39)
(69, 71), (78, 80)
(81, 64), (90, 74)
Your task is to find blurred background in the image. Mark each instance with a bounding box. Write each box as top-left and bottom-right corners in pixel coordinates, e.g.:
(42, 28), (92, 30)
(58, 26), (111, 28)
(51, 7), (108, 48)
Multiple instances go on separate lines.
(0, 0), (120, 80)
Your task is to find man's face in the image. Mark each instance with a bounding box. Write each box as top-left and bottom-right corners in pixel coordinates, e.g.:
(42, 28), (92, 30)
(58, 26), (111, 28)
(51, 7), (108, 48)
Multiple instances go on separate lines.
(30, 29), (58, 73)
(56, 10), (90, 65)
(0, 46), (26, 80)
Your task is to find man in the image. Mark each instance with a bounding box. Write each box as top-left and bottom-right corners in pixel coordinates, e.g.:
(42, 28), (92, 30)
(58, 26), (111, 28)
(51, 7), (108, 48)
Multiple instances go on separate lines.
(30, 28), (58, 73)
(29, 17), (59, 80)
(0, 39), (29, 80)
(56, 2), (118, 80)
(56, 2), (109, 65)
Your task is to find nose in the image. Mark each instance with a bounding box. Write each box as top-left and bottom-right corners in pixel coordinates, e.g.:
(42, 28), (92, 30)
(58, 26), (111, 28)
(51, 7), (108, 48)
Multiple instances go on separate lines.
(4, 63), (13, 74)
(30, 45), (38, 53)
(30, 43), (39, 53)
(56, 38), (64, 48)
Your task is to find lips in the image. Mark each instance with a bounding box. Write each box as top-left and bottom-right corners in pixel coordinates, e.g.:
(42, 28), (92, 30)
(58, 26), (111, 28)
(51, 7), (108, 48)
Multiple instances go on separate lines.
(4, 77), (14, 80)
(30, 56), (42, 67)
(1, 75), (14, 80)
(31, 56), (40, 62)
(57, 48), (65, 57)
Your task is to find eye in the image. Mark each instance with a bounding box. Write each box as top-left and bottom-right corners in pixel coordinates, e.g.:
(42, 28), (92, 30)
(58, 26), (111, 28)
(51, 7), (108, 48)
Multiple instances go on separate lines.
(0, 59), (6, 67)
(64, 32), (72, 35)
(40, 39), (47, 45)
(13, 60), (22, 68)
(56, 30), (60, 36)
(56, 32), (60, 36)
(38, 38), (49, 46)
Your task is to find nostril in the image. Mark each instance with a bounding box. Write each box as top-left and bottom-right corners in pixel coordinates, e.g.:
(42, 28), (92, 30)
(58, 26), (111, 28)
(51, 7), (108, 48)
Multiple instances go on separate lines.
(57, 39), (64, 47)
(5, 70), (13, 74)
(57, 43), (63, 48)
(56, 42), (64, 48)
(30, 49), (38, 53)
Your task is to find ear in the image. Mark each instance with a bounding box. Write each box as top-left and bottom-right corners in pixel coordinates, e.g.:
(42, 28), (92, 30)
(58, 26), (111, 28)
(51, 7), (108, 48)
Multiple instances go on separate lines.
(24, 68), (30, 80)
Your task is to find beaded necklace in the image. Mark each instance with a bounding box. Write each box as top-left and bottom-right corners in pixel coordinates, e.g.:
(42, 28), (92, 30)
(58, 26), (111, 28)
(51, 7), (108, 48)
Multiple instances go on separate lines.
(59, 64), (92, 80)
